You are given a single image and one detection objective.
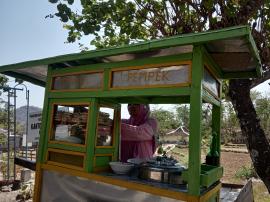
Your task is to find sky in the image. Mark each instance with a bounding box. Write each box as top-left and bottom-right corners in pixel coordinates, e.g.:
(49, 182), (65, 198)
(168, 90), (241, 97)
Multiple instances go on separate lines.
(0, 1), (87, 111)
(0, 1), (269, 119)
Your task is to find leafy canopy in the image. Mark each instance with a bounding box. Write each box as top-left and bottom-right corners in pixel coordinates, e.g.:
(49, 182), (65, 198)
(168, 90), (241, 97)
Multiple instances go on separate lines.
(49, 0), (270, 85)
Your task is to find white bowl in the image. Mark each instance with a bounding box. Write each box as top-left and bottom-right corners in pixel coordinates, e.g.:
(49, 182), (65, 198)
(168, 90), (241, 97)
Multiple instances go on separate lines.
(109, 162), (134, 175)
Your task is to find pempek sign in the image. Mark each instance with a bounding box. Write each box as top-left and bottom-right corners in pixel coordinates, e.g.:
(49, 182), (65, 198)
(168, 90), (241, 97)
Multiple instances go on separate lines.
(111, 64), (190, 88)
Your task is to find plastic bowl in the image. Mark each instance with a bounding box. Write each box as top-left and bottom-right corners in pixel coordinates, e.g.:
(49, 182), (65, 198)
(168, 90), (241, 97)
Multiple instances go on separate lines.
(109, 162), (134, 175)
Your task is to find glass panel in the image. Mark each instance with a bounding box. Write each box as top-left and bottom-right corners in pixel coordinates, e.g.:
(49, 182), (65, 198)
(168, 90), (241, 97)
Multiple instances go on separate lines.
(96, 107), (115, 146)
(111, 64), (190, 88)
(53, 72), (103, 90)
(203, 68), (220, 97)
(51, 104), (89, 144)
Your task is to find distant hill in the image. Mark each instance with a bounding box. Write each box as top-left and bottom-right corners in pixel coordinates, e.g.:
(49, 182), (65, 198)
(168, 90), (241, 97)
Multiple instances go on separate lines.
(16, 106), (42, 125)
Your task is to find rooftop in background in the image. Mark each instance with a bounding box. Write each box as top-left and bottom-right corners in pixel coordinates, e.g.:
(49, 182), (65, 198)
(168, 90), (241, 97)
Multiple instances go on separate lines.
(0, 26), (262, 87)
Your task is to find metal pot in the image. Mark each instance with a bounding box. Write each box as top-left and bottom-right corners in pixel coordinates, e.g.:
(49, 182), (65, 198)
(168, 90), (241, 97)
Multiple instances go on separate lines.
(138, 164), (185, 185)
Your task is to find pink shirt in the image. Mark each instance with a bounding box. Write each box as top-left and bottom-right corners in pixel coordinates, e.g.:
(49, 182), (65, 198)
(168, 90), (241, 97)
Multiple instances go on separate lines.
(121, 118), (157, 162)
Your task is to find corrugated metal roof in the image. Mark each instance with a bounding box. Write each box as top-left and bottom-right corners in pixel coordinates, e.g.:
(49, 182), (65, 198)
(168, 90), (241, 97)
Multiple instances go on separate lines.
(0, 26), (262, 86)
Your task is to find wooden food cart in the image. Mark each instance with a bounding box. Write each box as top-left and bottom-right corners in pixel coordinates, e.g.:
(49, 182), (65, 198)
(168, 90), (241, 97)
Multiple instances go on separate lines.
(0, 26), (261, 202)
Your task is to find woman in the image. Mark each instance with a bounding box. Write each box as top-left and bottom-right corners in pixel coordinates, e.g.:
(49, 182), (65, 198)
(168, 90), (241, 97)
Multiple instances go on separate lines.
(121, 104), (158, 162)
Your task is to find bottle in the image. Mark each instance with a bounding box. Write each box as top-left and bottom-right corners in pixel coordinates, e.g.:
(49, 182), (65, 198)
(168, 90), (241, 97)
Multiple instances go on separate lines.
(206, 132), (219, 166)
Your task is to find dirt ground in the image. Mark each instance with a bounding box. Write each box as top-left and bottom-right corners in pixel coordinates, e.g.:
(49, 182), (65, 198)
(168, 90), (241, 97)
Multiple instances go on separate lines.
(220, 151), (251, 183)
(0, 190), (20, 202)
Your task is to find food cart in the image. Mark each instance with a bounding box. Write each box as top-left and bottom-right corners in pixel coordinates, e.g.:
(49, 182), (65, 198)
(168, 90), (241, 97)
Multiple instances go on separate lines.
(0, 26), (261, 202)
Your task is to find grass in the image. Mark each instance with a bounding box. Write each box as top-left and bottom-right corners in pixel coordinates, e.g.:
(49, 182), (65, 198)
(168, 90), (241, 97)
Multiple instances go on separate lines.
(235, 165), (257, 180)
(253, 181), (270, 202)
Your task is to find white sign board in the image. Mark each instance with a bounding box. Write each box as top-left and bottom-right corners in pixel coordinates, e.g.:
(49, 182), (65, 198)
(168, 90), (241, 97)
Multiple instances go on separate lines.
(53, 72), (103, 90)
(111, 64), (190, 88)
(27, 111), (42, 144)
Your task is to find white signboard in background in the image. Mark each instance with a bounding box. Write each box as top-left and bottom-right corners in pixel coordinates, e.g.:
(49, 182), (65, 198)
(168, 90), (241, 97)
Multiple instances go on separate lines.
(23, 111), (42, 146)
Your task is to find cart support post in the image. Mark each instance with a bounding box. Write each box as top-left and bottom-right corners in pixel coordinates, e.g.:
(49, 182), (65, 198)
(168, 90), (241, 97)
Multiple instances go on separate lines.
(86, 99), (98, 172)
(188, 45), (204, 195)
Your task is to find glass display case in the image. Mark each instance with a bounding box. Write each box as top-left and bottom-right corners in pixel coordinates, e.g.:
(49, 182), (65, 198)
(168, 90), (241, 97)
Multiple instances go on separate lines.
(50, 104), (89, 145)
(96, 107), (115, 146)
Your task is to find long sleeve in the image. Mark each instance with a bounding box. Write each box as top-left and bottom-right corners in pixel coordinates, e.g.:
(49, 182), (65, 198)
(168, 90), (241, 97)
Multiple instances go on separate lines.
(121, 122), (154, 141)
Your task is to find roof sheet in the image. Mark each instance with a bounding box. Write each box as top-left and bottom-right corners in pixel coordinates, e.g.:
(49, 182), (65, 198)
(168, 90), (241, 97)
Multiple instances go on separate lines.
(0, 26), (261, 87)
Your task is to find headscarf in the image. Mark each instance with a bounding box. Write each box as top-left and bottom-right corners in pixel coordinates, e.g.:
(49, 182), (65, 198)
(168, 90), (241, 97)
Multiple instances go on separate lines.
(126, 104), (150, 126)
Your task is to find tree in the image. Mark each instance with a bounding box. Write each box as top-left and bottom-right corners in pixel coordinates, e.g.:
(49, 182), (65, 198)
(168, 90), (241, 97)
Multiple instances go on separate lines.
(0, 74), (8, 128)
(50, 0), (270, 191)
(151, 107), (178, 136)
(175, 104), (213, 145)
(175, 104), (189, 128)
(221, 101), (241, 144)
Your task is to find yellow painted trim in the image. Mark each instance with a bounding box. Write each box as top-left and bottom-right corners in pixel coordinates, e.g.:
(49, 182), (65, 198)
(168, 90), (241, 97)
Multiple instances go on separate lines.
(95, 104), (117, 148)
(48, 140), (86, 148)
(94, 153), (114, 156)
(186, 196), (200, 202)
(95, 146), (115, 149)
(41, 164), (198, 201)
(50, 88), (103, 93)
(48, 102), (90, 147)
(93, 166), (110, 173)
(109, 61), (192, 90)
(52, 69), (103, 77)
(46, 148), (86, 171)
(199, 183), (221, 202)
(50, 70), (104, 91)
(109, 83), (190, 90)
(46, 161), (85, 171)
(33, 163), (42, 202)
(47, 147), (86, 156)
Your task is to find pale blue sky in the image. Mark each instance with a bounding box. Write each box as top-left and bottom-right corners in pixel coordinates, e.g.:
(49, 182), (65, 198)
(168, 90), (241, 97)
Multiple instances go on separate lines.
(0, 0), (87, 108)
(0, 1), (269, 118)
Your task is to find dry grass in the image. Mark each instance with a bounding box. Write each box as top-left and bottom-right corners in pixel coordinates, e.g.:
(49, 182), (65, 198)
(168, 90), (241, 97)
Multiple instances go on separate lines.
(253, 181), (270, 202)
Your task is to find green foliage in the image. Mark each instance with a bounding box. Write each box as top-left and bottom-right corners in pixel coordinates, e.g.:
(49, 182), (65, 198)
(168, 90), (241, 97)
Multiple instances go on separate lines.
(235, 165), (258, 180)
(49, 0), (270, 66)
(0, 74), (8, 87)
(0, 108), (8, 128)
(0, 133), (7, 145)
(0, 74), (8, 97)
(221, 101), (241, 144)
(220, 92), (270, 143)
(151, 107), (178, 135)
(0, 154), (8, 179)
(175, 105), (189, 127)
(255, 96), (270, 135)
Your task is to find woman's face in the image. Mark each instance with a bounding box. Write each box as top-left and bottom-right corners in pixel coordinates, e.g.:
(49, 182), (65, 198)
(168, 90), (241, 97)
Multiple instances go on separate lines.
(128, 104), (140, 117)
